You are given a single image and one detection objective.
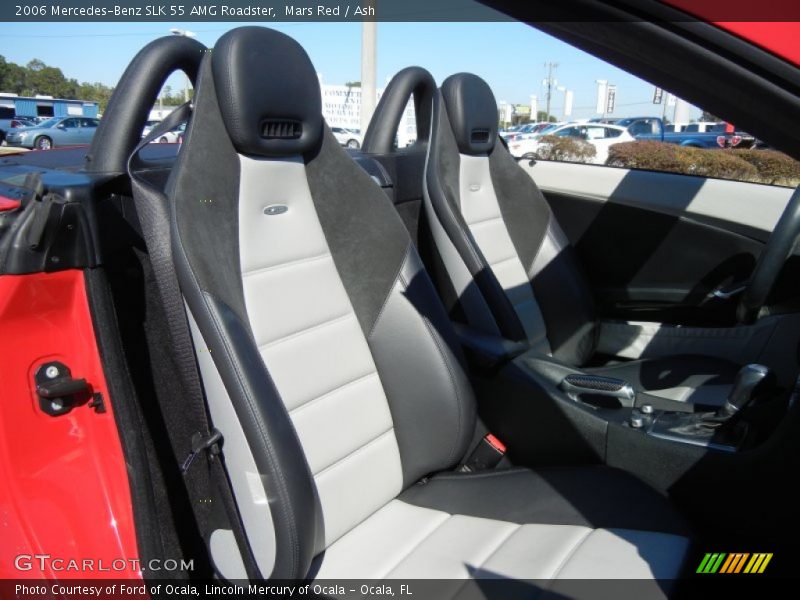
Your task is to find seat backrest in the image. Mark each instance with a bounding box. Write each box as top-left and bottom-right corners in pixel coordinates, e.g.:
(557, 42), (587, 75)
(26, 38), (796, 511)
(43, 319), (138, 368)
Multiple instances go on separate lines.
(423, 72), (596, 366)
(168, 27), (475, 579)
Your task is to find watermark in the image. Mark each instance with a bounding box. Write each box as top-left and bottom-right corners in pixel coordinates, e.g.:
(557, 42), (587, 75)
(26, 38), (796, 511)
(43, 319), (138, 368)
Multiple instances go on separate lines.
(14, 554), (194, 573)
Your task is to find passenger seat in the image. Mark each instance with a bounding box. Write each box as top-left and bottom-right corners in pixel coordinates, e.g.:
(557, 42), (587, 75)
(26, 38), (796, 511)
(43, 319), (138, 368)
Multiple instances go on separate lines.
(423, 72), (739, 405)
(167, 26), (690, 589)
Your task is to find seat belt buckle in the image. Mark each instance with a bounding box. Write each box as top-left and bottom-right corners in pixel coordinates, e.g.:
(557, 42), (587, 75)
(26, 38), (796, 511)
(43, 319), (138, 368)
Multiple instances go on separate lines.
(460, 434), (506, 473)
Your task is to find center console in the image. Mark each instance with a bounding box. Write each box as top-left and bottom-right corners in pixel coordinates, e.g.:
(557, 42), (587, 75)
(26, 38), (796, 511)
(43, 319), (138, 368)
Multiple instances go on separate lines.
(466, 340), (790, 473)
(460, 328), (797, 559)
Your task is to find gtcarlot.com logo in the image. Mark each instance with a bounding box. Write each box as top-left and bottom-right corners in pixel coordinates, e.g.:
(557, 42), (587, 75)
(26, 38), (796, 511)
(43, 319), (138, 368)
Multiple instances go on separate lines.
(14, 554), (194, 573)
(696, 552), (773, 574)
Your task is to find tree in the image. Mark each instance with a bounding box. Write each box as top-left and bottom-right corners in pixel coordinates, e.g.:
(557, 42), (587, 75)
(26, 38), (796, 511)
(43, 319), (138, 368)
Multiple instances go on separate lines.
(78, 82), (115, 112)
(537, 110), (557, 123)
(0, 55), (27, 94)
(0, 55), (115, 110)
(700, 110), (721, 122)
(26, 59), (46, 72)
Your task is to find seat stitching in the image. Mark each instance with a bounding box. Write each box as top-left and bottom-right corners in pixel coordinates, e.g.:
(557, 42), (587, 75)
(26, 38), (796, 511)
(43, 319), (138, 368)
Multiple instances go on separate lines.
(546, 527), (594, 582)
(375, 512), (452, 579)
(441, 523), (522, 600)
(367, 242), (412, 339)
(242, 251), (331, 278)
(470, 523), (523, 573)
(431, 468), (531, 481)
(257, 311), (354, 350)
(467, 213), (503, 228)
(313, 428), (395, 478)
(490, 254), (522, 268)
(527, 212), (555, 279)
(288, 371), (379, 417)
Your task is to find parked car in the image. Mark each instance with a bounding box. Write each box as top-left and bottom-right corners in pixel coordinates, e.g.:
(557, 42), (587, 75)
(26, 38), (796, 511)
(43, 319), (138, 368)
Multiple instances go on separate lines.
(153, 123), (186, 143)
(3, 116), (100, 150)
(618, 116), (752, 148)
(141, 119), (161, 137)
(501, 121), (553, 142)
(331, 126), (362, 148)
(0, 116), (37, 144)
(508, 122), (635, 162)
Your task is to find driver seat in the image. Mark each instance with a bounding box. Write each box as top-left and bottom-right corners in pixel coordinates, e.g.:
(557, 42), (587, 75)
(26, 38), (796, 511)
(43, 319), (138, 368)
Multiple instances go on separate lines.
(167, 27), (691, 588)
(423, 72), (740, 405)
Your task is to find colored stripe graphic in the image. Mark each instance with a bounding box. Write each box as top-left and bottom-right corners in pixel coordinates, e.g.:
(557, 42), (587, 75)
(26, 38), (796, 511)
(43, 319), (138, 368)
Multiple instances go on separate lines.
(719, 554), (735, 573)
(744, 553), (773, 574)
(720, 553), (750, 573)
(699, 552), (773, 574)
(697, 553), (727, 573)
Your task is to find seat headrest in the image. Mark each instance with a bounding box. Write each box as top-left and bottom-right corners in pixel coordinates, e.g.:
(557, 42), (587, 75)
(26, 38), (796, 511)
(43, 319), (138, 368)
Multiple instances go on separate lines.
(440, 73), (498, 155)
(212, 27), (323, 157)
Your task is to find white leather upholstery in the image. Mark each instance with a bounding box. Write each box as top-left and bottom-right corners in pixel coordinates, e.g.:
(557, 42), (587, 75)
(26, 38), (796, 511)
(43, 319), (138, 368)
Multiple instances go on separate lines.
(187, 310), (278, 577)
(459, 154), (550, 353)
(238, 155), (403, 547)
(314, 499), (689, 581)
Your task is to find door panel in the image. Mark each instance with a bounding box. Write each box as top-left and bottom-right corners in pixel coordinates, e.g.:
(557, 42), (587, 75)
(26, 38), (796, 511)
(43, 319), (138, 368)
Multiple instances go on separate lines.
(525, 161), (795, 325)
(0, 271), (140, 579)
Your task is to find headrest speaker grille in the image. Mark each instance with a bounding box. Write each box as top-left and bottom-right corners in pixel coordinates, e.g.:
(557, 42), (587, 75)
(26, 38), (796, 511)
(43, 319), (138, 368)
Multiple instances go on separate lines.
(261, 119), (302, 140)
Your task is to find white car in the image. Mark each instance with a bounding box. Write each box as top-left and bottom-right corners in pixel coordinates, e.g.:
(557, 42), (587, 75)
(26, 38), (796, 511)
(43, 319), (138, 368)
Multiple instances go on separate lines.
(149, 123), (186, 144)
(500, 122), (555, 142)
(331, 126), (362, 149)
(507, 123), (635, 164)
(141, 120), (161, 137)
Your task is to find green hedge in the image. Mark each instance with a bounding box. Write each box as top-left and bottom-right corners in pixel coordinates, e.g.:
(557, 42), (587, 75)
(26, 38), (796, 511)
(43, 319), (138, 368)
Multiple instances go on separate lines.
(605, 141), (800, 187)
(730, 149), (800, 186)
(532, 135), (597, 163)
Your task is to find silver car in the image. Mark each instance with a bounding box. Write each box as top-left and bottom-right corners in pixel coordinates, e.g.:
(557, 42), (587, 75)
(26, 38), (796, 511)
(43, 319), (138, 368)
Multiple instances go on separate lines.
(4, 117), (100, 150)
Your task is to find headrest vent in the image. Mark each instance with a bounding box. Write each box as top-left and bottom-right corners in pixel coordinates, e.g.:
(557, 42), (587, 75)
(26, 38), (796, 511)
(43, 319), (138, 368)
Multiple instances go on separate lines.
(262, 119), (302, 140)
(470, 129), (490, 144)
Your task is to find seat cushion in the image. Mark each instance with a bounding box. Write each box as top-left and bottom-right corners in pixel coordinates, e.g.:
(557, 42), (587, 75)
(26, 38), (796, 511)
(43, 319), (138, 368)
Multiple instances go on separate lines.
(311, 467), (690, 586)
(589, 355), (739, 406)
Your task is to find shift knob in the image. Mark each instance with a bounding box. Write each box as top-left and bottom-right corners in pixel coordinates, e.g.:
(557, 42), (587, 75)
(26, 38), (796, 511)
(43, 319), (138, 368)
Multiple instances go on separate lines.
(718, 364), (772, 418)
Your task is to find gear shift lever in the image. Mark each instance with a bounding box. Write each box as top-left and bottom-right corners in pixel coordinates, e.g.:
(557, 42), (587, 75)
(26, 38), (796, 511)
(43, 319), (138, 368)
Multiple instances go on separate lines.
(647, 364), (774, 452)
(717, 364), (773, 419)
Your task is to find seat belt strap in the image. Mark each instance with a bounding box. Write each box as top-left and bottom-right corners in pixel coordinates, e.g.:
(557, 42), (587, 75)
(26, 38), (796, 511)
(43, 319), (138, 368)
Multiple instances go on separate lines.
(127, 106), (258, 580)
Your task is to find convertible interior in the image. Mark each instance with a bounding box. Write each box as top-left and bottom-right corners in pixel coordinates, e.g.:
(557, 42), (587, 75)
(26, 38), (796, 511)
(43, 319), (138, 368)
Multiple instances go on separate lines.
(1, 2), (799, 596)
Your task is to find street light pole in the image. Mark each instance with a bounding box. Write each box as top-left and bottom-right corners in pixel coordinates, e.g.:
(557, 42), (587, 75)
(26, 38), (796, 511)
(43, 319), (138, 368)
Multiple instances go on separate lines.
(170, 28), (196, 103)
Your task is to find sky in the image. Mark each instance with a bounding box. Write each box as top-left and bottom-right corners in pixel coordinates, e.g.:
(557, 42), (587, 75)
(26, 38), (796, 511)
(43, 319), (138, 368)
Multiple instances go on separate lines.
(0, 20), (702, 121)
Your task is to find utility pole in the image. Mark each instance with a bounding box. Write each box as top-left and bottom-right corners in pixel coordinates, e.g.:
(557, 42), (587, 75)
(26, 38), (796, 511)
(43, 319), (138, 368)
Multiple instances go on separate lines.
(543, 62), (558, 121)
(360, 18), (377, 135)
